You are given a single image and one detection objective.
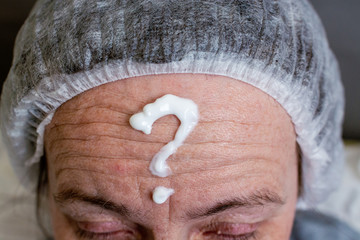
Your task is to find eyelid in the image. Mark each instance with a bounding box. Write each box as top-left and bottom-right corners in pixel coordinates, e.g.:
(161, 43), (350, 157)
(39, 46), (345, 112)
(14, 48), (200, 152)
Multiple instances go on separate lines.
(60, 201), (120, 222)
(202, 221), (259, 235)
(199, 204), (282, 224)
(75, 221), (142, 240)
(77, 221), (129, 233)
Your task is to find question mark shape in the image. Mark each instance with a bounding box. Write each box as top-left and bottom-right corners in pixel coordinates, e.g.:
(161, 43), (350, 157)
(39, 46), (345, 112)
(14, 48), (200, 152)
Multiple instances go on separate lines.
(130, 94), (199, 177)
(129, 94), (199, 204)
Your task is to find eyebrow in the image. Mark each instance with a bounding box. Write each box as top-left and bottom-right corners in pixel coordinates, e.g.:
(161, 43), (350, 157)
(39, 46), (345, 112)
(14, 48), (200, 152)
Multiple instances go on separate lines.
(186, 189), (285, 219)
(54, 188), (285, 220)
(54, 188), (130, 217)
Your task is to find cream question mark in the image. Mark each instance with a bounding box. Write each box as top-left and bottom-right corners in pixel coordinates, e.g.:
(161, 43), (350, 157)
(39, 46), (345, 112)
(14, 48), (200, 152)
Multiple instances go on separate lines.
(129, 94), (199, 204)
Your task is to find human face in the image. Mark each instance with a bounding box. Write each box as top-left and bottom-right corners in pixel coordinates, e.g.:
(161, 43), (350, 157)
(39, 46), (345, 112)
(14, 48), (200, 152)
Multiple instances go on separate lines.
(44, 73), (299, 240)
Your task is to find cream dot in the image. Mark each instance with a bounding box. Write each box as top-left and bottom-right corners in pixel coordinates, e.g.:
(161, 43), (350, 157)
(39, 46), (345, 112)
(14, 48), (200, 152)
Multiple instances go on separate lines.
(152, 186), (175, 204)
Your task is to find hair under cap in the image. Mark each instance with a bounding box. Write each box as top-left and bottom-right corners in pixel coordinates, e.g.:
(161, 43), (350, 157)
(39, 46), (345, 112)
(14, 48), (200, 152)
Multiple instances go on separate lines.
(0, 0), (344, 209)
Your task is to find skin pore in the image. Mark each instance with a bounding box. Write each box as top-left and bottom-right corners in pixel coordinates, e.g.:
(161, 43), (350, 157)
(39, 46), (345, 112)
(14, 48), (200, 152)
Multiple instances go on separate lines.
(44, 73), (299, 240)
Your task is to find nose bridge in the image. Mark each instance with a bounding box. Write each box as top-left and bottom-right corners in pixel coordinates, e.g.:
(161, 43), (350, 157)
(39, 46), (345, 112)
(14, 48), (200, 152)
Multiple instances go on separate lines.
(153, 229), (182, 240)
(149, 219), (186, 240)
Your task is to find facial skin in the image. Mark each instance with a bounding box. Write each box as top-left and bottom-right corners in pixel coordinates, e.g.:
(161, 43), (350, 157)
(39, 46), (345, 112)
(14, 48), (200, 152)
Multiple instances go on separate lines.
(44, 73), (299, 240)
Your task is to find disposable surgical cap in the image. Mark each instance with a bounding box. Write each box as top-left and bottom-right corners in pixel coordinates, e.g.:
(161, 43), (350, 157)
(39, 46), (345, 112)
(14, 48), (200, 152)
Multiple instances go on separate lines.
(0, 0), (344, 209)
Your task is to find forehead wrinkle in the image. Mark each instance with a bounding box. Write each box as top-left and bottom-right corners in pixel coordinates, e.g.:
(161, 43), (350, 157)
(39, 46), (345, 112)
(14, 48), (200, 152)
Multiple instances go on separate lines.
(51, 106), (274, 127)
(183, 141), (272, 148)
(52, 149), (279, 192)
(50, 140), (276, 167)
(57, 105), (133, 116)
(170, 162), (271, 181)
(46, 135), (275, 158)
(49, 115), (181, 134)
(54, 154), (269, 179)
(49, 123), (280, 147)
(48, 122), (128, 130)
(50, 138), (280, 178)
(53, 154), (142, 172)
(52, 97), (280, 129)
(52, 140), (279, 183)
(52, 105), (132, 124)
(47, 116), (283, 155)
(46, 120), (277, 148)
(47, 138), (166, 162)
(55, 154), (280, 190)
(55, 166), (154, 180)
(48, 96), (282, 140)
(47, 135), (172, 153)
(57, 87), (149, 112)
(54, 154), (150, 172)
(54, 152), (138, 163)
(55, 160), (279, 193)
(172, 144), (280, 161)
(47, 118), (179, 145)
(199, 119), (272, 125)
(47, 116), (130, 131)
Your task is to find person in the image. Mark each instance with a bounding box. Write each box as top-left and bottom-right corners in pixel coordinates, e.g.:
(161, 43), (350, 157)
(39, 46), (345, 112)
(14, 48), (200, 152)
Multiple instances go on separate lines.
(0, 0), (359, 239)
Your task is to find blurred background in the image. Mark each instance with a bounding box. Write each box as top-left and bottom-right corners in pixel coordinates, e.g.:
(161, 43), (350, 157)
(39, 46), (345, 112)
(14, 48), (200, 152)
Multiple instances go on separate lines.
(0, 0), (359, 239)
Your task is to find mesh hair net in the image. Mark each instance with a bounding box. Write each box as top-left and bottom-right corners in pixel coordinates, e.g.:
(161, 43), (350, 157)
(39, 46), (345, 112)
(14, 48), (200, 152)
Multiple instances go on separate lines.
(0, 0), (344, 209)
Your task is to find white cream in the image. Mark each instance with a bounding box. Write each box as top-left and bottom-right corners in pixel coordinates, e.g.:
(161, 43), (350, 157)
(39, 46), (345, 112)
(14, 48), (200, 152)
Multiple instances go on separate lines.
(152, 186), (175, 204)
(130, 94), (199, 204)
(129, 94), (199, 177)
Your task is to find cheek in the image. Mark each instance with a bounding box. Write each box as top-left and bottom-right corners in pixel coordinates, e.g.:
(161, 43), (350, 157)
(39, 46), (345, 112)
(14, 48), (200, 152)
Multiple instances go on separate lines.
(47, 160), (73, 239)
(259, 182), (298, 240)
(257, 206), (297, 240)
(254, 159), (298, 239)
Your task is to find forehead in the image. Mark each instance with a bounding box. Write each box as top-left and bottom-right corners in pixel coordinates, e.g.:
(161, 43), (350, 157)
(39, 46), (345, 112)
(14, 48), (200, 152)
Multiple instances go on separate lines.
(46, 73), (295, 161)
(44, 73), (297, 216)
(48, 73), (292, 132)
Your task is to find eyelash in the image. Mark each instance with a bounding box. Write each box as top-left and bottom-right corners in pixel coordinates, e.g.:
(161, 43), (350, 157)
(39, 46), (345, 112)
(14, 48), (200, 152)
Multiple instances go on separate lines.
(75, 229), (258, 240)
(204, 231), (258, 240)
(75, 228), (115, 240)
(202, 222), (259, 240)
(74, 222), (258, 240)
(75, 231), (257, 240)
(75, 227), (139, 240)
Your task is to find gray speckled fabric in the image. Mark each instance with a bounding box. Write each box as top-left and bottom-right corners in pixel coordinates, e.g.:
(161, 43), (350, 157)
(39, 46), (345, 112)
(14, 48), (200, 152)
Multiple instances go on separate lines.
(291, 211), (360, 240)
(1, 0), (344, 208)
